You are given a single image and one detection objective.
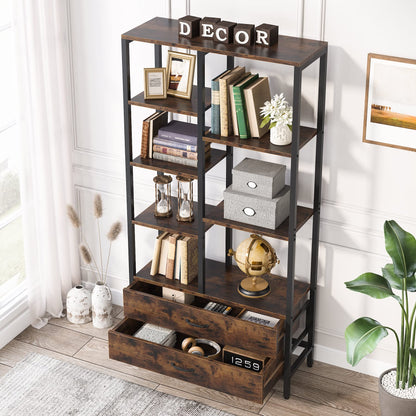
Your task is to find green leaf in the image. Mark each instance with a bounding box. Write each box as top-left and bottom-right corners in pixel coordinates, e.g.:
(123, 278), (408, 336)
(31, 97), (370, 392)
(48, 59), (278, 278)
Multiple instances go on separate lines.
(410, 349), (416, 379)
(345, 273), (400, 301)
(382, 263), (416, 292)
(260, 118), (269, 128)
(384, 220), (416, 278)
(345, 317), (388, 366)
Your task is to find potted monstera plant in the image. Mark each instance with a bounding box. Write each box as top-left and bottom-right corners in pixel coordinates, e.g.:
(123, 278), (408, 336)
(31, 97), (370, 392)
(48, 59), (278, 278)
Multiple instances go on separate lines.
(345, 220), (416, 416)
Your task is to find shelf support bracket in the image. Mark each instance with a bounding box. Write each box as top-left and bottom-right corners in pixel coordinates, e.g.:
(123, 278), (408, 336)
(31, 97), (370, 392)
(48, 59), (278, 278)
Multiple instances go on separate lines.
(121, 38), (136, 284)
(197, 51), (206, 293)
(307, 48), (328, 368)
(283, 66), (302, 399)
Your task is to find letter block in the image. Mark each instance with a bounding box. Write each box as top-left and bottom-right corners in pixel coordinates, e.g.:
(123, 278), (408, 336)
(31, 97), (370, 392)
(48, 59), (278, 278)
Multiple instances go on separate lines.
(213, 21), (236, 43)
(200, 17), (221, 39)
(255, 24), (279, 47)
(233, 24), (255, 46)
(178, 15), (201, 38)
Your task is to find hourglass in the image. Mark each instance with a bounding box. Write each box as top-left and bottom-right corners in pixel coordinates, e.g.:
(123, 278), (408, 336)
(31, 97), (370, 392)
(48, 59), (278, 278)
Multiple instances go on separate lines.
(153, 174), (172, 217)
(176, 176), (194, 222)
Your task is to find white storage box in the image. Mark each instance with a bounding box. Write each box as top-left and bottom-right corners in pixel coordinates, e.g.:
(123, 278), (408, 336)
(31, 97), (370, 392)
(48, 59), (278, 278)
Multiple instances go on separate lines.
(232, 158), (286, 199)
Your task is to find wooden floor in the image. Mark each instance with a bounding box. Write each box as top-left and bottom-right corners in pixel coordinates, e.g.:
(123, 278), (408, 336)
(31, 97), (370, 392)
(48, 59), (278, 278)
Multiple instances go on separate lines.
(0, 306), (380, 416)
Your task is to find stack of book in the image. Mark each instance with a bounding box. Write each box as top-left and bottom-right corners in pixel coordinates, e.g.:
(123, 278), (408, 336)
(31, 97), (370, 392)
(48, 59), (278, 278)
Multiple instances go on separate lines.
(152, 120), (211, 167)
(150, 231), (198, 285)
(211, 66), (271, 139)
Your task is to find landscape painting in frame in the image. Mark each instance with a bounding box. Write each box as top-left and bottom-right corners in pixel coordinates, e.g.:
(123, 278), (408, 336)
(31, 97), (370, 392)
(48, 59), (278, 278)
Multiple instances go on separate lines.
(363, 54), (416, 151)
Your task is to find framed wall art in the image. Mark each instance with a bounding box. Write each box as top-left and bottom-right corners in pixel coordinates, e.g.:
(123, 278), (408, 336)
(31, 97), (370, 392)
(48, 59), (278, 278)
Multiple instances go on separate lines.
(363, 53), (416, 152)
(143, 67), (167, 100)
(166, 51), (195, 99)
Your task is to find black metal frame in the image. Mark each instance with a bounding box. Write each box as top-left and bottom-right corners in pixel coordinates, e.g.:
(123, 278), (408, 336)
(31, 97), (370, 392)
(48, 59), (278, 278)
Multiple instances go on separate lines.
(122, 34), (328, 399)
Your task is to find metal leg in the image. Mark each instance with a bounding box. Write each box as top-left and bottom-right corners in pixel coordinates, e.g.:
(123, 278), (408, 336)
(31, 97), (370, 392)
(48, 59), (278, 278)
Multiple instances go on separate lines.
(122, 39), (135, 284)
(155, 44), (162, 68)
(225, 55), (234, 266)
(283, 67), (302, 399)
(197, 51), (206, 293)
(307, 50), (328, 368)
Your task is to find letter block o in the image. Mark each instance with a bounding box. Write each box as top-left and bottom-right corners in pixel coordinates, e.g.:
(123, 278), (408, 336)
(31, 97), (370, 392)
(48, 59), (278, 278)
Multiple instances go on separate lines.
(233, 24), (255, 46)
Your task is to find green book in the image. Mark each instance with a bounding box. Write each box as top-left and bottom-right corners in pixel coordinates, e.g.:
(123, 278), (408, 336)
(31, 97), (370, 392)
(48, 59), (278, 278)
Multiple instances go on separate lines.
(232, 74), (259, 139)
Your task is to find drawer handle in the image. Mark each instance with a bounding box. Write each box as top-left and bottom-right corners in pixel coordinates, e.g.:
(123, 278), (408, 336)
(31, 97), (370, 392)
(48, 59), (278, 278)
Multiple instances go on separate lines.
(185, 319), (209, 329)
(247, 181), (257, 189)
(172, 363), (195, 373)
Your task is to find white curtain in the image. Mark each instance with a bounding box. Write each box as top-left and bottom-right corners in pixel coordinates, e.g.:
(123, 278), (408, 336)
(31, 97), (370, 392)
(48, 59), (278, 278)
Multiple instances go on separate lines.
(13, 0), (80, 328)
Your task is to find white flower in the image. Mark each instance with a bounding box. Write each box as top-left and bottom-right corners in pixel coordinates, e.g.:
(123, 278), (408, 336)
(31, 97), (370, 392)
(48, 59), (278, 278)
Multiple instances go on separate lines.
(260, 93), (293, 129)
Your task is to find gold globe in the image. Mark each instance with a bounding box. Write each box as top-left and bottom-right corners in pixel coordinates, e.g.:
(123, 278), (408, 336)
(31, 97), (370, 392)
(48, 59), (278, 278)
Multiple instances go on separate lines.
(228, 234), (279, 298)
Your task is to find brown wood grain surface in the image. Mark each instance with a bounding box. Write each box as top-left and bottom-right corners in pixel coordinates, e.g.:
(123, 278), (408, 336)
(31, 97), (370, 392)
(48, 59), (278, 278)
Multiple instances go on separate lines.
(204, 201), (313, 241)
(122, 17), (327, 68)
(123, 280), (284, 356)
(203, 127), (317, 157)
(130, 148), (226, 179)
(129, 86), (211, 117)
(109, 317), (283, 403)
(132, 199), (214, 237)
(134, 259), (310, 319)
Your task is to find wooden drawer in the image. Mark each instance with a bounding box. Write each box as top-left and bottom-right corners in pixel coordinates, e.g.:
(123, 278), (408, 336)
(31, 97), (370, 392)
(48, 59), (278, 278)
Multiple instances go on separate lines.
(108, 318), (283, 403)
(123, 280), (284, 356)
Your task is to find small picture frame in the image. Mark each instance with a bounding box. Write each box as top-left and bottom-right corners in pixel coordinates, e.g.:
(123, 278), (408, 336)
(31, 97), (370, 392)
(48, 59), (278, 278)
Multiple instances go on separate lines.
(166, 51), (196, 100)
(143, 67), (167, 100)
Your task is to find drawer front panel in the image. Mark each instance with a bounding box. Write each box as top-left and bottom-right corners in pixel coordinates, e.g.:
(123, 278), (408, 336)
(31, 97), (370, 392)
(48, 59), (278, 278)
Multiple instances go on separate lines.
(123, 284), (282, 356)
(108, 318), (282, 403)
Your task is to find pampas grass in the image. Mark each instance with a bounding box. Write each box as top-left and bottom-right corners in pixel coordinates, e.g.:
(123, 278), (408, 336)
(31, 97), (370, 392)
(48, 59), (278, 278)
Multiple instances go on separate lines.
(67, 195), (122, 284)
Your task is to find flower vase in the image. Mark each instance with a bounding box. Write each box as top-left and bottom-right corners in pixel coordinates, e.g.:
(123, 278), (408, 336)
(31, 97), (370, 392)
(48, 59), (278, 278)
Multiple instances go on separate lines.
(270, 124), (292, 146)
(66, 285), (91, 324)
(91, 281), (113, 328)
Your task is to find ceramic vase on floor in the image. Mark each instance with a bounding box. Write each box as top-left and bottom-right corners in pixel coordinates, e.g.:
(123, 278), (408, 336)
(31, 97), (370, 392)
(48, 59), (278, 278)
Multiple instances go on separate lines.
(66, 285), (91, 324)
(91, 281), (113, 328)
(270, 124), (292, 146)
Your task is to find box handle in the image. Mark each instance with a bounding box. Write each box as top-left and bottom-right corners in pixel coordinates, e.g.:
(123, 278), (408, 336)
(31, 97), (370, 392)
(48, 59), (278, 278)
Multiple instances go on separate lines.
(246, 181), (257, 189)
(185, 318), (209, 329)
(243, 207), (256, 217)
(172, 363), (195, 373)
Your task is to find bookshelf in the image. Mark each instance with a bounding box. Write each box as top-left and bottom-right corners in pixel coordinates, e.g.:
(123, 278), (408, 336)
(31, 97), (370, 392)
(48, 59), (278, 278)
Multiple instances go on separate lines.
(109, 16), (328, 403)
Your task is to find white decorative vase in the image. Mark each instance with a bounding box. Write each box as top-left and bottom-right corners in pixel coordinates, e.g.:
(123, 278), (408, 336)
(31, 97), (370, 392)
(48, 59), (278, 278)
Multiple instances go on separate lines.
(66, 285), (91, 324)
(91, 281), (113, 328)
(270, 124), (292, 146)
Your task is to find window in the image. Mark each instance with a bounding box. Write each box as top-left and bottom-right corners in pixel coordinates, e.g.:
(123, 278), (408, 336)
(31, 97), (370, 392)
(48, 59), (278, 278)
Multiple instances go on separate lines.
(0, 0), (26, 308)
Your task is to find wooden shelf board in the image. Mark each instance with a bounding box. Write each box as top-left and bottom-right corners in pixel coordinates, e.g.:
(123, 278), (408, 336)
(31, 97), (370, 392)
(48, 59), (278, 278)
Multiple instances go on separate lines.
(129, 86), (210, 117)
(134, 259), (310, 319)
(203, 201), (313, 240)
(203, 127), (317, 157)
(130, 148), (226, 179)
(133, 199), (214, 237)
(122, 17), (328, 68)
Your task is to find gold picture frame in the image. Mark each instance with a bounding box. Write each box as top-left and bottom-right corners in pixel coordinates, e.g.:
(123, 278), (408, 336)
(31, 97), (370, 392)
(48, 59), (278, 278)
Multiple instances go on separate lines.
(166, 51), (196, 100)
(144, 67), (167, 100)
(363, 53), (416, 152)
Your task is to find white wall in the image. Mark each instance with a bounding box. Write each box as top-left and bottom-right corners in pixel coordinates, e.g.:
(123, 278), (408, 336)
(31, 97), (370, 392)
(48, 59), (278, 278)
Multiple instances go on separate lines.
(69, 0), (416, 376)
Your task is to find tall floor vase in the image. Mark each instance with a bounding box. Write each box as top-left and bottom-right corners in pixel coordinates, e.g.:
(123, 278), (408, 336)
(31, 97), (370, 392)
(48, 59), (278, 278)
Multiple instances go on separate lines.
(91, 281), (113, 328)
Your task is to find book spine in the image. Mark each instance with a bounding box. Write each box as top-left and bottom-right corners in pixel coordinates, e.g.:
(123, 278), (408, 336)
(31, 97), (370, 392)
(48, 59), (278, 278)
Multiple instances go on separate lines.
(165, 235), (178, 279)
(219, 78), (230, 137)
(211, 78), (221, 135)
(150, 234), (163, 276)
(181, 239), (189, 285)
(233, 86), (250, 139)
(153, 145), (198, 160)
(158, 130), (198, 145)
(140, 120), (150, 159)
(153, 137), (198, 152)
(153, 152), (197, 167)
(229, 84), (239, 137)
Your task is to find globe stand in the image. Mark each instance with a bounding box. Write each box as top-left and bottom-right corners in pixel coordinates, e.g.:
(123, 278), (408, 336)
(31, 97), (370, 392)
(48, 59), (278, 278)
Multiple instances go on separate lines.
(238, 276), (271, 298)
